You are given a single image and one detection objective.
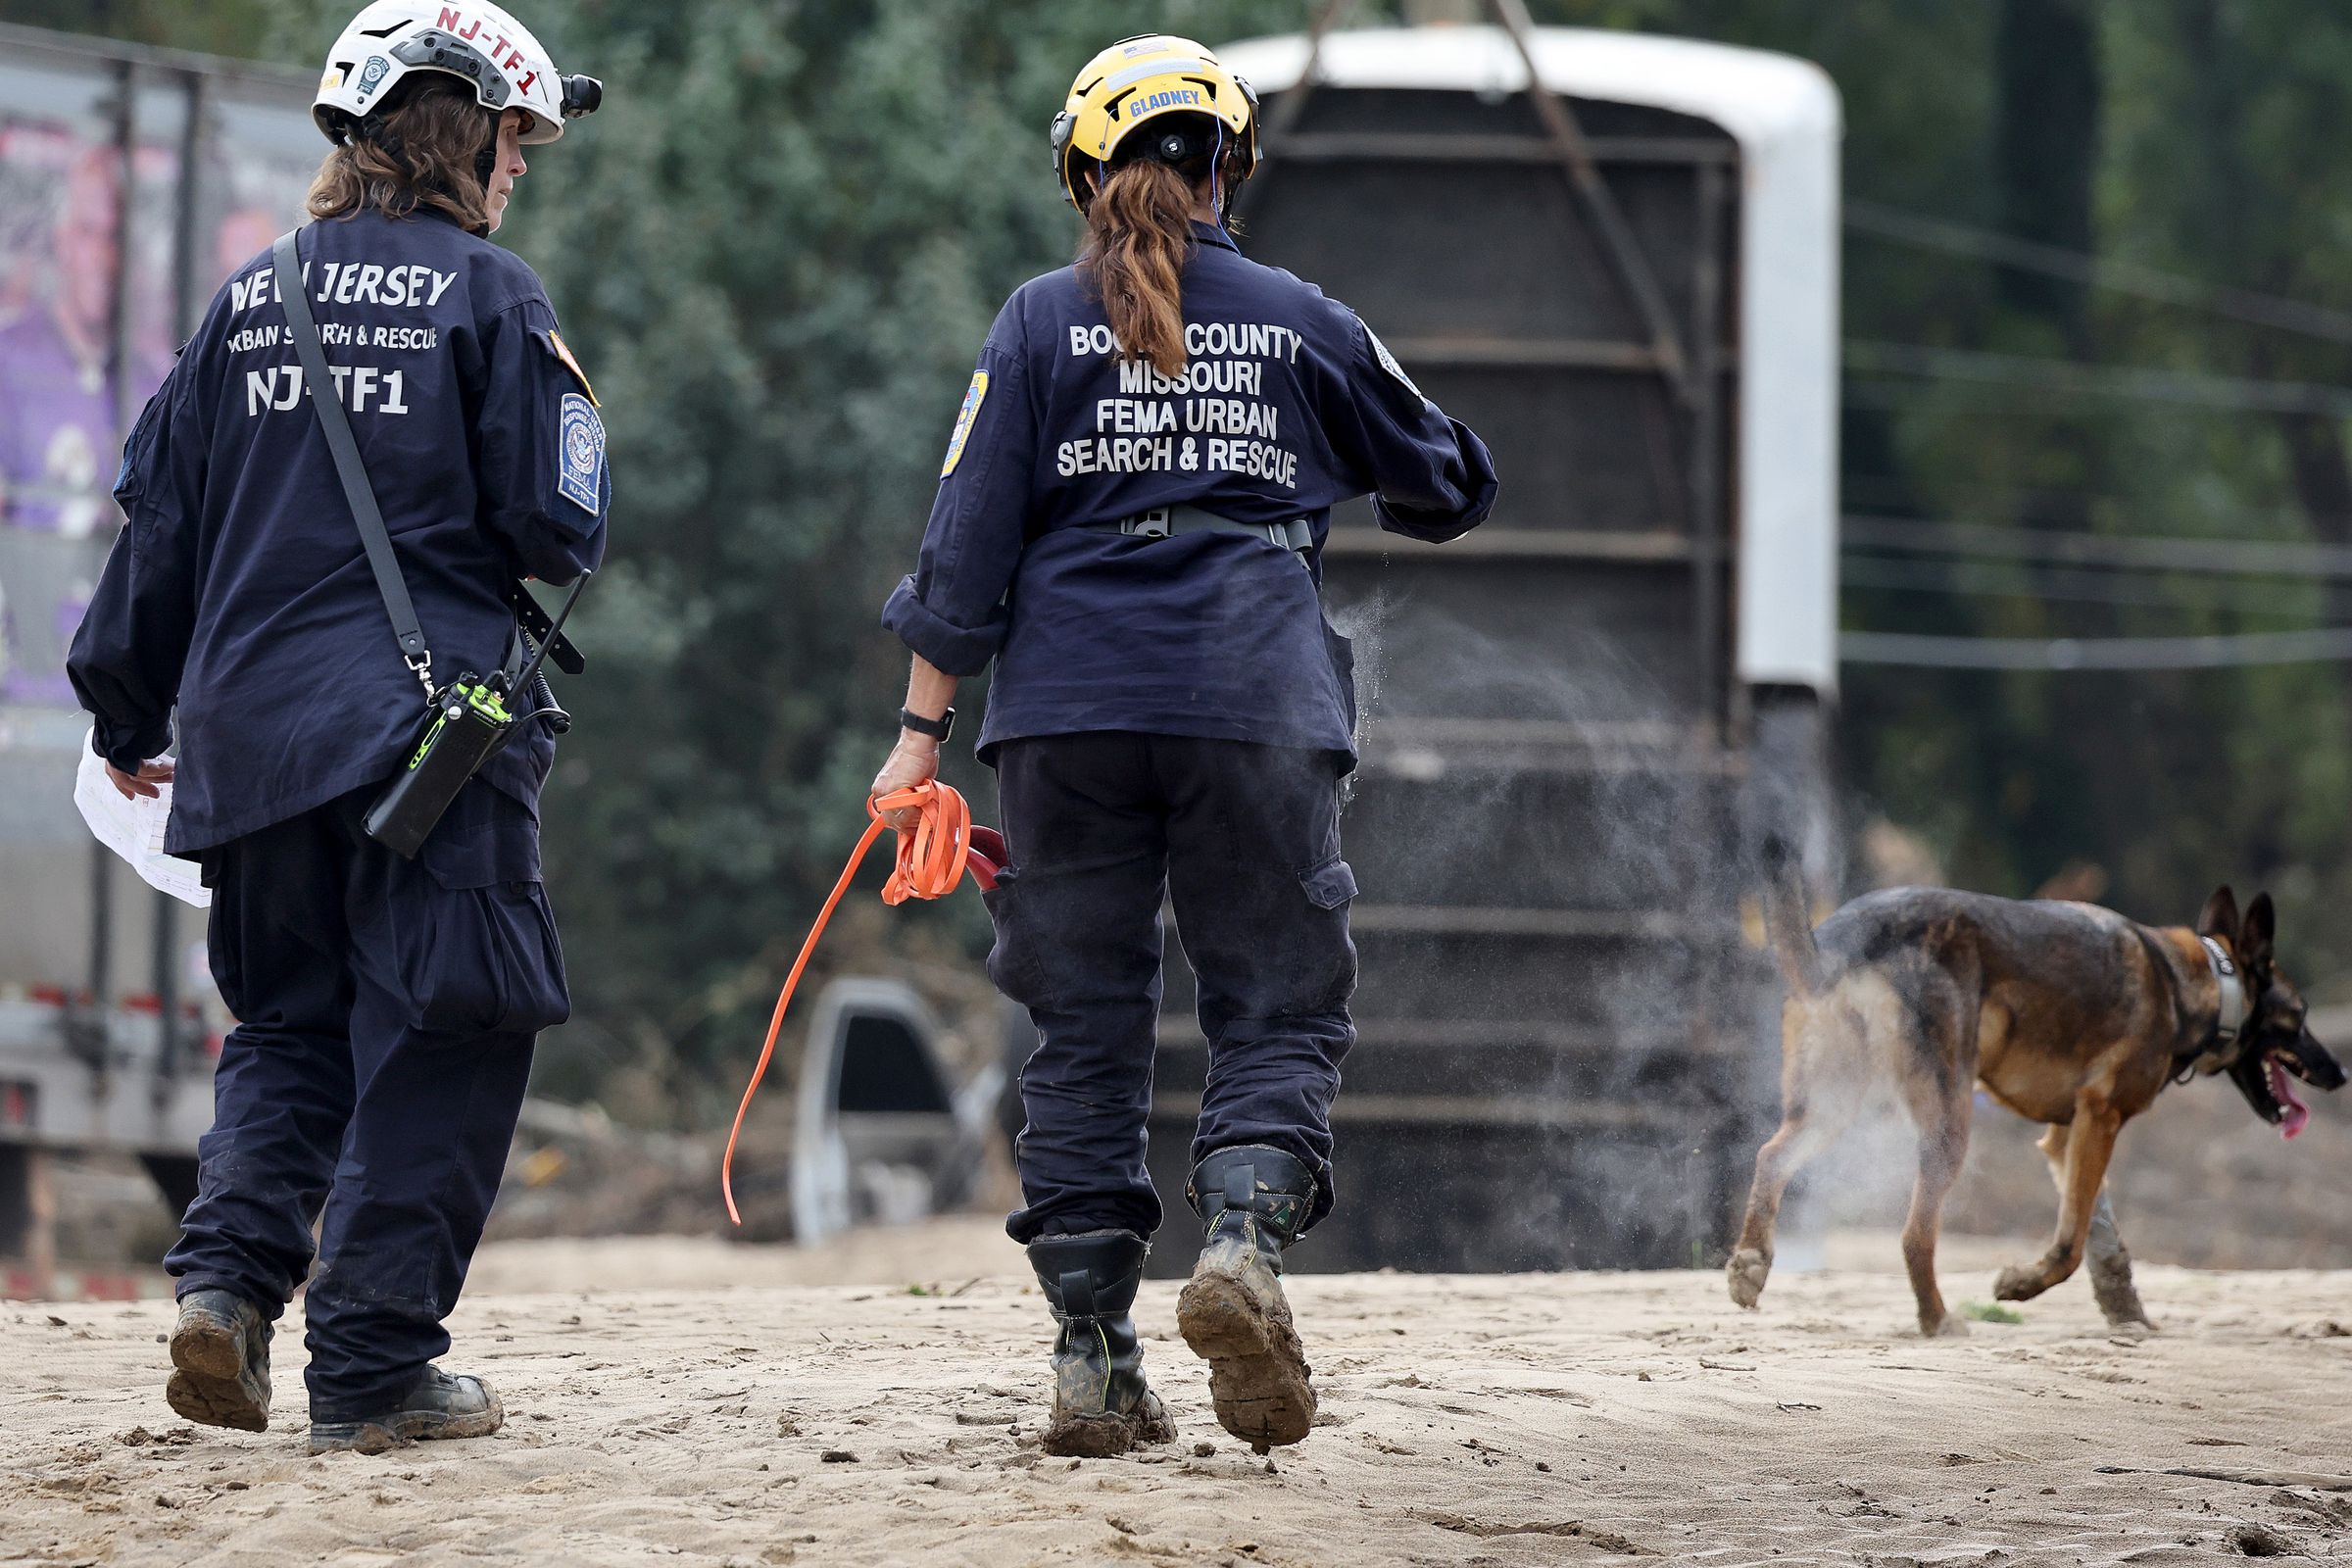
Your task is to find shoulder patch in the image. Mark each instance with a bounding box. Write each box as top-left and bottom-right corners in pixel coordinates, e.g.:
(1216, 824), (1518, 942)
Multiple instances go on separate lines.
(556, 392), (606, 514)
(541, 328), (599, 407)
(940, 369), (989, 478)
(1362, 319), (1422, 399)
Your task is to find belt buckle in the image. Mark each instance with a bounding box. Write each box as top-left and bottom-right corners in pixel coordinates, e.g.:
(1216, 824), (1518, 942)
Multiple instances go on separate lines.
(1123, 509), (1172, 540)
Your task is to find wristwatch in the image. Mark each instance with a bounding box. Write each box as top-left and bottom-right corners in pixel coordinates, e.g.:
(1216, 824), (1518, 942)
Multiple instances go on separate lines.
(899, 706), (955, 742)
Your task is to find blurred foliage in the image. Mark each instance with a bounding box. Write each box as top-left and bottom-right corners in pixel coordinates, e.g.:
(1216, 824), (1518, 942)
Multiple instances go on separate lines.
(1538, 0), (2352, 980)
(13, 0), (2352, 1115)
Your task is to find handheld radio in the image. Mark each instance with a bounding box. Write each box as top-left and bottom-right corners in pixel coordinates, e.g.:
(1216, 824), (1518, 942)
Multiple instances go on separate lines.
(364, 570), (591, 858)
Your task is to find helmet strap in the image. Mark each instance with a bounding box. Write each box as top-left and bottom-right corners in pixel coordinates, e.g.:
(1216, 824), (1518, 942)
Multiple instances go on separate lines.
(359, 111), (399, 159)
(473, 104), (503, 195)
(1213, 130), (1250, 227)
(1209, 122), (1222, 218)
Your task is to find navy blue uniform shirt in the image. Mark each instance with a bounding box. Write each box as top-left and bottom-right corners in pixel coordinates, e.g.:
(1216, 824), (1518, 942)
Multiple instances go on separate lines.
(884, 220), (1495, 766)
(68, 210), (609, 856)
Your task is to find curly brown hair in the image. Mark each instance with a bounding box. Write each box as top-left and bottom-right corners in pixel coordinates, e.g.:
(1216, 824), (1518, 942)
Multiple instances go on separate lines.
(306, 74), (498, 233)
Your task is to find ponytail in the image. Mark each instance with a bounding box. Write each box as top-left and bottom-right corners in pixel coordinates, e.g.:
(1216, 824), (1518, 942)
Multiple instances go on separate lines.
(1077, 159), (1196, 378)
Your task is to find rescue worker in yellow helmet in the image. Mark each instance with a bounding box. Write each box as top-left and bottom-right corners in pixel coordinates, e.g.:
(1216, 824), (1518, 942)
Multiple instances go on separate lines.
(874, 34), (1496, 1456)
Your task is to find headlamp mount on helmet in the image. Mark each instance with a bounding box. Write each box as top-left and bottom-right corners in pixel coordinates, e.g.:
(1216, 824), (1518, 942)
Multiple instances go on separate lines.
(376, 29), (598, 137)
(390, 29), (511, 111)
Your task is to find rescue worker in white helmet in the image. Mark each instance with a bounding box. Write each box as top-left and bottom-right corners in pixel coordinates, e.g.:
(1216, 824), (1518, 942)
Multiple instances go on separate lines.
(68, 0), (606, 1452)
(873, 34), (1495, 1457)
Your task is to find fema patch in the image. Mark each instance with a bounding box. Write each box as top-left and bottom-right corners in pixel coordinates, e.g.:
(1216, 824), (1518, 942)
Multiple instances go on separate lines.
(556, 393), (605, 514)
(940, 369), (989, 479)
(1363, 320), (1423, 400)
(357, 55), (391, 98)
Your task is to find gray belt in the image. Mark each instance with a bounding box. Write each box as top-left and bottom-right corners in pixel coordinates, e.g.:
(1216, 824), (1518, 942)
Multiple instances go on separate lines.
(1093, 504), (1312, 562)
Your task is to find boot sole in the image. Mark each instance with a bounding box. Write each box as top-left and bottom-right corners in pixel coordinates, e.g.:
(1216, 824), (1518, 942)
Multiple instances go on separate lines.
(167, 1316), (268, 1433)
(308, 1388), (506, 1455)
(1177, 1267), (1315, 1450)
(1042, 1391), (1176, 1458)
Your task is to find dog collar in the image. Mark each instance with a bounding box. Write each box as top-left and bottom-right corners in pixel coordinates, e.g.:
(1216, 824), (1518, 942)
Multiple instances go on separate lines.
(2200, 936), (2248, 1047)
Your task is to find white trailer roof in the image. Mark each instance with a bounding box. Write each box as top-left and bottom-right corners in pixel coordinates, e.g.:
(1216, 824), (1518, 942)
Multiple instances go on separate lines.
(1219, 25), (1843, 696)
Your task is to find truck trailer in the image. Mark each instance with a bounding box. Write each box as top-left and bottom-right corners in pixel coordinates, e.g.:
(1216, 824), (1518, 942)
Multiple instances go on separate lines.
(1131, 21), (1844, 1274)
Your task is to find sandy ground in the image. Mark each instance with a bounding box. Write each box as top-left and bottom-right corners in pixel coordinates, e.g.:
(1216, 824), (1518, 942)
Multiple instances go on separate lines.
(5, 1220), (2351, 1567)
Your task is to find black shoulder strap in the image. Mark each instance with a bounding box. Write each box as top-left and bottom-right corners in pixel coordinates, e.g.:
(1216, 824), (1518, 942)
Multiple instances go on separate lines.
(272, 228), (434, 698)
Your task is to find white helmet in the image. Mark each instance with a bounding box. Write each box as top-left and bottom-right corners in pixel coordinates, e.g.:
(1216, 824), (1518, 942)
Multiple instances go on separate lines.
(312, 0), (600, 147)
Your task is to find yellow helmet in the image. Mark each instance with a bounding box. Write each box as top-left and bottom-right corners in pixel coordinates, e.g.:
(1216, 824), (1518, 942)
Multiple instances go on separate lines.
(1050, 33), (1259, 211)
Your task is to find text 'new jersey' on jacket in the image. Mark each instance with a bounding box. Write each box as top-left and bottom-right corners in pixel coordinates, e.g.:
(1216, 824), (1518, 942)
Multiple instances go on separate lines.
(883, 220), (1497, 769)
(68, 207), (610, 856)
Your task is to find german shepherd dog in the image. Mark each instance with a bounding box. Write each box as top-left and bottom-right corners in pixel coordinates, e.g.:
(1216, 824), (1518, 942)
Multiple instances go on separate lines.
(1726, 876), (2345, 1336)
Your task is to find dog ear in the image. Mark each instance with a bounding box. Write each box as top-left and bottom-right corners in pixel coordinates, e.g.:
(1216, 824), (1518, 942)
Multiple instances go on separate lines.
(2242, 892), (2276, 972)
(2197, 886), (2241, 942)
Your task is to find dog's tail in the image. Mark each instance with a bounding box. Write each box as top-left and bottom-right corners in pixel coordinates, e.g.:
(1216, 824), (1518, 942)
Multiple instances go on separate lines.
(1760, 833), (1827, 996)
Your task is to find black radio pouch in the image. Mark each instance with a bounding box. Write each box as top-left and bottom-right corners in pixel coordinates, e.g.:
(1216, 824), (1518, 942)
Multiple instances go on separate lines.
(364, 676), (516, 858)
(364, 590), (587, 857)
(273, 227), (588, 858)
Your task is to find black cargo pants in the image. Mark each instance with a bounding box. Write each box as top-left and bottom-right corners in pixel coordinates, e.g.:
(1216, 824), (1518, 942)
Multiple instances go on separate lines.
(165, 779), (567, 1420)
(989, 731), (1357, 1244)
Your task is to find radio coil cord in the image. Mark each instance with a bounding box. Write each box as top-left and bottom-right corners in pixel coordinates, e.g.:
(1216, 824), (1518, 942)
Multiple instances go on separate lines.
(719, 780), (1004, 1225)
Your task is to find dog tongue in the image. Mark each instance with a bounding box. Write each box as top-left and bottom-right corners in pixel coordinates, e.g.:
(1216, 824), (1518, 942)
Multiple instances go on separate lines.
(2269, 1056), (2311, 1140)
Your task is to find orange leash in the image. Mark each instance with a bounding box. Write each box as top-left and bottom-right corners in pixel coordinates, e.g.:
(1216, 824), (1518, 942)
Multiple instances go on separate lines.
(720, 781), (994, 1225)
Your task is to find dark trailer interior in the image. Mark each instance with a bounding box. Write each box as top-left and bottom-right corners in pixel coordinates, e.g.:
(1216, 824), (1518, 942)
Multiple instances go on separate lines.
(1141, 24), (1843, 1274)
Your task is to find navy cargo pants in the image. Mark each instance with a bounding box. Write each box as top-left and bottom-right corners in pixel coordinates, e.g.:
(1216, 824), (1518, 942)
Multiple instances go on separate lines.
(165, 778), (567, 1420)
(989, 732), (1357, 1244)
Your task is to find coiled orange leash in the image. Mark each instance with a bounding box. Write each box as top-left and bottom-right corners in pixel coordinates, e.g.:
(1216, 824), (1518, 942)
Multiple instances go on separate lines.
(720, 780), (1005, 1225)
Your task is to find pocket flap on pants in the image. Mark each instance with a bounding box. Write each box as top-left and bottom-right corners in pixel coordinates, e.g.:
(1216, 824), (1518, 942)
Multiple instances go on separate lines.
(416, 782), (543, 889)
(1298, 856), (1358, 910)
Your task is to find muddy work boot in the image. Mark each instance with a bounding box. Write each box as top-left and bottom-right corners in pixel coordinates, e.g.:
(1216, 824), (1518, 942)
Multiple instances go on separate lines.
(166, 1288), (273, 1433)
(308, 1366), (505, 1455)
(1028, 1231), (1177, 1458)
(1176, 1146), (1318, 1451)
